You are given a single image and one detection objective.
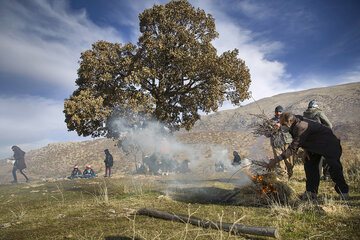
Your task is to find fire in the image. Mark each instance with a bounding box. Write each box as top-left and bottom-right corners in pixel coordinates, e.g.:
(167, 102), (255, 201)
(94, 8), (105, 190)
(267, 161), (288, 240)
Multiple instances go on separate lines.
(246, 167), (278, 196)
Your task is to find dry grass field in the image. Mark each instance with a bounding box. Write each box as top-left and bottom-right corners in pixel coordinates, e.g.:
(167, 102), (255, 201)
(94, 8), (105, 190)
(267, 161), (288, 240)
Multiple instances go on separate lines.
(0, 163), (359, 240)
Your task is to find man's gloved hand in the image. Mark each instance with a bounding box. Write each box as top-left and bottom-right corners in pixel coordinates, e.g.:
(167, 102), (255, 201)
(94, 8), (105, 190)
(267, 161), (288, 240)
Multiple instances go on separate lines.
(267, 155), (283, 171)
(266, 158), (277, 171)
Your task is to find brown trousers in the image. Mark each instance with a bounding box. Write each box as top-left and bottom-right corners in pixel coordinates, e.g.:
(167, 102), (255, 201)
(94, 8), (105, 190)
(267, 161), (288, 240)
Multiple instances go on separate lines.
(272, 144), (295, 178)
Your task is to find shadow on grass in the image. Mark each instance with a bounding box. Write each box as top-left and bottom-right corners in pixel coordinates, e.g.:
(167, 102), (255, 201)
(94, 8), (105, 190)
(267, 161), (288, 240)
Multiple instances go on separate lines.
(163, 186), (264, 207)
(105, 236), (141, 240)
(159, 177), (245, 185)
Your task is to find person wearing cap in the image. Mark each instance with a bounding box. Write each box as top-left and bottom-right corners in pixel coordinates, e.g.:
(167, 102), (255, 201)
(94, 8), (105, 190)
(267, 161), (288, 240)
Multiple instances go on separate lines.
(83, 165), (96, 178)
(303, 100), (332, 128)
(104, 149), (114, 177)
(10, 146), (30, 183)
(69, 165), (82, 179)
(270, 105), (294, 178)
(267, 112), (349, 200)
(303, 99), (332, 180)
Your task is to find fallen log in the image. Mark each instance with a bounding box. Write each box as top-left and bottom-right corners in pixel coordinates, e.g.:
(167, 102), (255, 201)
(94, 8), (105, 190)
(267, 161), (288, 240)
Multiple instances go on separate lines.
(136, 208), (279, 238)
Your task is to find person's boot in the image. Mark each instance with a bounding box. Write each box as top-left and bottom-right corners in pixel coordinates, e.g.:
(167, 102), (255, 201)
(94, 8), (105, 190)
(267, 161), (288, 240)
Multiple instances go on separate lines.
(339, 193), (349, 200)
(299, 191), (318, 201)
(11, 180), (18, 184)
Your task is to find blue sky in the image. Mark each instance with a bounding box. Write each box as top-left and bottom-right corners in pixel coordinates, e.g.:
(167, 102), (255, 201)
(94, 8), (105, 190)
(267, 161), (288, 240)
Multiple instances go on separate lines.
(0, 0), (359, 158)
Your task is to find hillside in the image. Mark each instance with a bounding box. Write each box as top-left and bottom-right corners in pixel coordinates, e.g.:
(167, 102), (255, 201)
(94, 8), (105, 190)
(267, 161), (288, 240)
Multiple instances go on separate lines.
(0, 82), (359, 183)
(191, 82), (360, 148)
(192, 82), (360, 131)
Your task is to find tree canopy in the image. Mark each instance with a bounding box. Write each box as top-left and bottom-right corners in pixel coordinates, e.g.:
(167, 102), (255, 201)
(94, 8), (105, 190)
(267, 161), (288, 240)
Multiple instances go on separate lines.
(64, 0), (251, 137)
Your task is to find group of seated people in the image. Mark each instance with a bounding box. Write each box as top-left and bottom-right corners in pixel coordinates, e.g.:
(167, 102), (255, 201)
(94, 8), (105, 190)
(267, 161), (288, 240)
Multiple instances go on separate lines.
(68, 165), (96, 179)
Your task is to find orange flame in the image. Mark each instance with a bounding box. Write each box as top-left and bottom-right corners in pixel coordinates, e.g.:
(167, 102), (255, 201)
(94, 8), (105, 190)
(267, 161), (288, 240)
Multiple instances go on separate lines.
(246, 166), (278, 196)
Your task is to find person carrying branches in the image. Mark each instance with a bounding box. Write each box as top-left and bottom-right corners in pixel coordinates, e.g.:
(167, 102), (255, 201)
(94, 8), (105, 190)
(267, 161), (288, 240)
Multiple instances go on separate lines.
(269, 106), (295, 179)
(251, 106), (295, 179)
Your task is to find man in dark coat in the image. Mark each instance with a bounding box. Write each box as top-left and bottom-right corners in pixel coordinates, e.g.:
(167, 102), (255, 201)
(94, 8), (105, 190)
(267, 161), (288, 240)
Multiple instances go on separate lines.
(104, 149), (114, 177)
(11, 146), (30, 183)
(267, 113), (349, 200)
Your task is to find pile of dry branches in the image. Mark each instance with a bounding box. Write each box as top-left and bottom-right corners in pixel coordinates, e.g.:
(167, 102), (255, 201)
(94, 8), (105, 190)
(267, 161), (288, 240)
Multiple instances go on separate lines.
(250, 113), (284, 147)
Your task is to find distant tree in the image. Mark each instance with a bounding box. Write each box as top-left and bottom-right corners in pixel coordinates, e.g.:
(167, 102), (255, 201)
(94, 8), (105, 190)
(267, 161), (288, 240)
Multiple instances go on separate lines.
(64, 0), (251, 137)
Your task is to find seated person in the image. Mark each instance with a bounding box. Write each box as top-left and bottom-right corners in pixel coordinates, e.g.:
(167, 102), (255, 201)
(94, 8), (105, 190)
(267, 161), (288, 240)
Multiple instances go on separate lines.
(232, 151), (241, 166)
(83, 165), (96, 178)
(68, 165), (82, 179)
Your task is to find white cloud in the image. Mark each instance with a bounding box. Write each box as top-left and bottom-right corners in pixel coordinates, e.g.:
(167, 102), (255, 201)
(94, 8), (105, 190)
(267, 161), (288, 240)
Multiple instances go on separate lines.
(339, 65), (360, 84)
(192, 0), (291, 106)
(0, 95), (91, 158)
(0, 0), (125, 92)
(235, 0), (273, 20)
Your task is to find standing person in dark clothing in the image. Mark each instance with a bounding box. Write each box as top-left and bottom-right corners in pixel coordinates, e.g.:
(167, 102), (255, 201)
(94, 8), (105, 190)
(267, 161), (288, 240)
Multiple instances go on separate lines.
(267, 113), (349, 200)
(232, 151), (241, 166)
(303, 99), (332, 180)
(104, 149), (113, 177)
(10, 146), (29, 183)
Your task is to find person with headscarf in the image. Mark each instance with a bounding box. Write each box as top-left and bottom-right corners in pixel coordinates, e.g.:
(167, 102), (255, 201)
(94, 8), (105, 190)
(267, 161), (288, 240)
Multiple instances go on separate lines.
(69, 165), (82, 179)
(10, 146), (29, 183)
(83, 165), (96, 178)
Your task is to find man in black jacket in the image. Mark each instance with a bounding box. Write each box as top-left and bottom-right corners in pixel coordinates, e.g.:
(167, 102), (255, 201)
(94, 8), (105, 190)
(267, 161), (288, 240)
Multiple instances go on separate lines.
(267, 112), (349, 200)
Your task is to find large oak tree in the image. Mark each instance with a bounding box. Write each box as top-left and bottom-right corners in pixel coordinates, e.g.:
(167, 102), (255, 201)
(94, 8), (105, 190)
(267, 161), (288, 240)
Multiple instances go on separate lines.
(64, 0), (251, 138)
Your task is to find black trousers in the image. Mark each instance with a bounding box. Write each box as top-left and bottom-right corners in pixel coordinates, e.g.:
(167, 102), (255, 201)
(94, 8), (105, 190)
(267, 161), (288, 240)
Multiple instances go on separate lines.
(304, 147), (348, 194)
(12, 166), (29, 181)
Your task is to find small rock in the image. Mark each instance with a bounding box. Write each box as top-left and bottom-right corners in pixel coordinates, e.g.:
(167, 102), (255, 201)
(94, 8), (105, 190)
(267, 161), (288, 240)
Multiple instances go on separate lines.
(65, 234), (73, 239)
(108, 209), (116, 214)
(157, 195), (170, 200)
(53, 214), (66, 219)
(0, 223), (13, 228)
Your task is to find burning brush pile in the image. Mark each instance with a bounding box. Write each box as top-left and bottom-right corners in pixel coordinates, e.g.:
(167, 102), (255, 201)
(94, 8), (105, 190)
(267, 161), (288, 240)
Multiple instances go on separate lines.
(224, 158), (296, 205)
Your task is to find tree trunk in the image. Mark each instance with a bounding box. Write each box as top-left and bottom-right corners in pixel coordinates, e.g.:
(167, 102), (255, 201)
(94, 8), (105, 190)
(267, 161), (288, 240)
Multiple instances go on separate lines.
(136, 208), (279, 238)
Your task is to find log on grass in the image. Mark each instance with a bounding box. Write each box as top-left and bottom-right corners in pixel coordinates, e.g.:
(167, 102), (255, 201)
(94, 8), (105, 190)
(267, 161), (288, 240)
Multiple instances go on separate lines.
(137, 208), (279, 238)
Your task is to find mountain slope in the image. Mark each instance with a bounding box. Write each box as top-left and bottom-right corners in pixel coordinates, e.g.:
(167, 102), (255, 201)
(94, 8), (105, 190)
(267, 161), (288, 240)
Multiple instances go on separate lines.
(192, 82), (360, 132)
